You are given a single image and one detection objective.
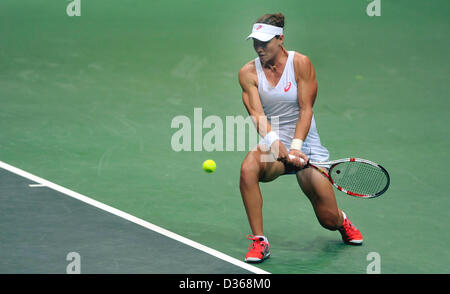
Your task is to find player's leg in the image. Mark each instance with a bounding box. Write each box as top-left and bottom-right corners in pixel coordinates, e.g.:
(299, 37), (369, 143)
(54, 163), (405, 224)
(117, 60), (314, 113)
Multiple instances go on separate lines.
(240, 145), (285, 236)
(240, 145), (285, 262)
(296, 167), (344, 230)
(296, 167), (363, 244)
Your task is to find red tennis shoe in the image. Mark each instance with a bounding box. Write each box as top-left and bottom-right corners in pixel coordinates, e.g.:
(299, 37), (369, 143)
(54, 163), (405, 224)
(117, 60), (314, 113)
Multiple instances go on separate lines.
(245, 235), (270, 263)
(339, 216), (363, 245)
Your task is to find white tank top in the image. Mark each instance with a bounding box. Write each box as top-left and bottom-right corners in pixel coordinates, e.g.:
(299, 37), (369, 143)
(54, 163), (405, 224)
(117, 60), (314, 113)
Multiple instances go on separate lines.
(255, 51), (329, 161)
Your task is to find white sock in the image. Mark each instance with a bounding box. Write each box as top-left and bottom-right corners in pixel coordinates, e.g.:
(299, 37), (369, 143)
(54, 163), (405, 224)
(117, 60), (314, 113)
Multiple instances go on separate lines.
(255, 235), (269, 244)
(341, 211), (347, 220)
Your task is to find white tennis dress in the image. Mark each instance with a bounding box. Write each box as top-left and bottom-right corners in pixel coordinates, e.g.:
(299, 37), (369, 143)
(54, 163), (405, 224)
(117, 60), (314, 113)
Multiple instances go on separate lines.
(256, 50), (329, 163)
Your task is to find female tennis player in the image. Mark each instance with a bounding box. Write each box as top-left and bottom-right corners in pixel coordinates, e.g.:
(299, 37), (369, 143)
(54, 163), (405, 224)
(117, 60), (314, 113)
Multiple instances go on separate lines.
(239, 13), (363, 263)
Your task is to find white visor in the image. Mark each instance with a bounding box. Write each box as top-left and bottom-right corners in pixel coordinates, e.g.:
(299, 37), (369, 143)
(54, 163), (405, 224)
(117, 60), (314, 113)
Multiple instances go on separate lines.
(246, 23), (283, 42)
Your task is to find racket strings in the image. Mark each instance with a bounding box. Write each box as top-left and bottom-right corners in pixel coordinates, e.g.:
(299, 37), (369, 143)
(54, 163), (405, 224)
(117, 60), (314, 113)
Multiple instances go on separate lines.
(331, 162), (388, 196)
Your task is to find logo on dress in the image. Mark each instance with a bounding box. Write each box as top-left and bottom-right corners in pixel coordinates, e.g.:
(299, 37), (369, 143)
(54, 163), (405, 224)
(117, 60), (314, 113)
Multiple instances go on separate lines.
(284, 81), (292, 92)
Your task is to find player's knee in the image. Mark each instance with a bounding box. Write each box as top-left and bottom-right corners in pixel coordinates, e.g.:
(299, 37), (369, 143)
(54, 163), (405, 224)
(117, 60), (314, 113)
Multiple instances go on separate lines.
(240, 159), (260, 188)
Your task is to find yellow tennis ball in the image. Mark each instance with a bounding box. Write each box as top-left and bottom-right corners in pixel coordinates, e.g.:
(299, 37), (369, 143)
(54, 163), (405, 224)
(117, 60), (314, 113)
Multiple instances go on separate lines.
(202, 159), (216, 173)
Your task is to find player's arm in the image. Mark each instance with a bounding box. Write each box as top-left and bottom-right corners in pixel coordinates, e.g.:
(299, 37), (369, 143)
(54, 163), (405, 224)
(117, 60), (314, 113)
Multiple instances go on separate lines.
(291, 53), (319, 164)
(238, 63), (289, 160)
(238, 63), (271, 137)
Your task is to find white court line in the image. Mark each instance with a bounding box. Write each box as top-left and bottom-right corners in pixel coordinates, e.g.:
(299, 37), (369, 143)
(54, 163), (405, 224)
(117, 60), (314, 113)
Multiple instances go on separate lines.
(0, 160), (270, 274)
(29, 184), (46, 187)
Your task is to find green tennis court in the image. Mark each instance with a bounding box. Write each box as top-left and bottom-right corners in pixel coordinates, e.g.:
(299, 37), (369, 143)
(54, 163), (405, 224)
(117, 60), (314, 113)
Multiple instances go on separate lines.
(0, 0), (449, 274)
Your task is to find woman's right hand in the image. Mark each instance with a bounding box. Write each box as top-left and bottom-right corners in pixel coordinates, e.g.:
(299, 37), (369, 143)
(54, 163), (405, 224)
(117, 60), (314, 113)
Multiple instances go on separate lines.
(288, 149), (308, 168)
(273, 141), (308, 169)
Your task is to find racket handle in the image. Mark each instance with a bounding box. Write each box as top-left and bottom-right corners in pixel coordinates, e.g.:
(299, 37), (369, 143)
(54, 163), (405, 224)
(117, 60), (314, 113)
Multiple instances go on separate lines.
(288, 154), (305, 165)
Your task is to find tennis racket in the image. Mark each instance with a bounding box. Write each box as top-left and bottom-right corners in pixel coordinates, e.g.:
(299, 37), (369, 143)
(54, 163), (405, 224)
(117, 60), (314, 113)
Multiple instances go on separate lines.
(288, 155), (390, 199)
